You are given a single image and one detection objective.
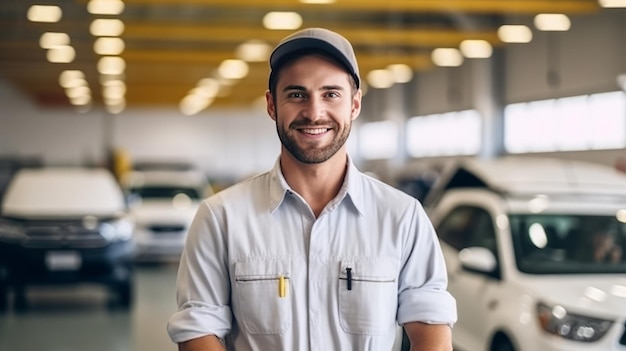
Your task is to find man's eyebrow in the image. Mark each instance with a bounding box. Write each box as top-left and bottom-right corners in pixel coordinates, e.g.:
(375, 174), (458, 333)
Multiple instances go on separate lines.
(282, 85), (306, 93)
(281, 84), (346, 93)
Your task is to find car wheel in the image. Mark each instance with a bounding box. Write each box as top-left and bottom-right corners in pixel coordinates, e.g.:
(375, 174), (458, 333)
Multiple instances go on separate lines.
(13, 285), (28, 313)
(0, 282), (7, 313)
(492, 335), (516, 351)
(115, 280), (133, 310)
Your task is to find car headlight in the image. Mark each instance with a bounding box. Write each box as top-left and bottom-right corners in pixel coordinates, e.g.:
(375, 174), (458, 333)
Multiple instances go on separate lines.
(537, 303), (613, 342)
(0, 220), (26, 242)
(99, 217), (134, 242)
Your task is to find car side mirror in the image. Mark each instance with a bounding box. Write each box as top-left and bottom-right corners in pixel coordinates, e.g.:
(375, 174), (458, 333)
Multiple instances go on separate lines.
(459, 247), (497, 275)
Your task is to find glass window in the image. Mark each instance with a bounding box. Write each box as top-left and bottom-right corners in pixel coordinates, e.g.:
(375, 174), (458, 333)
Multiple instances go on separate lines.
(406, 110), (481, 157)
(358, 120), (398, 160)
(509, 214), (626, 274)
(437, 206), (497, 254)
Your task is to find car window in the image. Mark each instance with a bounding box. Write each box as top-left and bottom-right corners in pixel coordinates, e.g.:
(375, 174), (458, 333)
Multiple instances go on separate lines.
(510, 214), (626, 274)
(129, 186), (202, 200)
(437, 206), (497, 254)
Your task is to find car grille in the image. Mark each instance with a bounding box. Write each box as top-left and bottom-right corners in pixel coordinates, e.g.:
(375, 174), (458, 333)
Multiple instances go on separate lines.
(149, 224), (185, 233)
(21, 221), (109, 249)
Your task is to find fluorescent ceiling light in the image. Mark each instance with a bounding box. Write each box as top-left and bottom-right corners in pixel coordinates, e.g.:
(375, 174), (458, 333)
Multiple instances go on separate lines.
(27, 5), (62, 23)
(218, 59), (249, 80)
(98, 56), (126, 75)
(431, 48), (464, 67)
(66, 85), (91, 99)
(599, 0), (626, 7)
(367, 69), (394, 89)
(497, 25), (533, 43)
(47, 45), (76, 63)
(39, 32), (70, 49)
(386, 64), (413, 83)
(87, 0), (125, 15)
(94, 37), (125, 55)
(460, 39), (493, 58)
(263, 12), (303, 30)
(236, 40), (272, 62)
(59, 70), (86, 88)
(534, 14), (571, 31)
(90, 19), (125, 37)
(102, 80), (126, 99)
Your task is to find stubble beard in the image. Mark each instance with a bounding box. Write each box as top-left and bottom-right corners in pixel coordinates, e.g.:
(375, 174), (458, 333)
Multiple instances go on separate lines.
(276, 116), (352, 164)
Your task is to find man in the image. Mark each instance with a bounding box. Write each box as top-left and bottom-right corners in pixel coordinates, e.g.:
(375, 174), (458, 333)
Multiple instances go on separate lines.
(167, 27), (457, 351)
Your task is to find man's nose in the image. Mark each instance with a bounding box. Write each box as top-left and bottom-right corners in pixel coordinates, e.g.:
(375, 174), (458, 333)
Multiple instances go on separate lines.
(302, 97), (325, 121)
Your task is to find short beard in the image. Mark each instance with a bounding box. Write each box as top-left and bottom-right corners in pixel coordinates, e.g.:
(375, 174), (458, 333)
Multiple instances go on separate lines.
(276, 117), (351, 164)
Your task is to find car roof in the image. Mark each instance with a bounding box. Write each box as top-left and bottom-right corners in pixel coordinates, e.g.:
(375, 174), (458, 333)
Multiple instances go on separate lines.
(122, 169), (208, 188)
(1, 167), (125, 218)
(424, 156), (626, 207)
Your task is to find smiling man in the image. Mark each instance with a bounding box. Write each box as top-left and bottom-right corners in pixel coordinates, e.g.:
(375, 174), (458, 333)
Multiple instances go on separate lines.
(167, 28), (457, 351)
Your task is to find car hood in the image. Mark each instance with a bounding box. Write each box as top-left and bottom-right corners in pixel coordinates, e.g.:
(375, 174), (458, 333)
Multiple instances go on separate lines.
(129, 201), (198, 224)
(521, 275), (626, 317)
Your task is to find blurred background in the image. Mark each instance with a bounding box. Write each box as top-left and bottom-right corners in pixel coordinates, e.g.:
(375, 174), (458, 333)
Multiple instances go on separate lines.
(0, 1), (625, 351)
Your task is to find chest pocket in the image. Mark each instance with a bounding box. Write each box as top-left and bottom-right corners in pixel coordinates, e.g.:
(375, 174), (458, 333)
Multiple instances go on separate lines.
(234, 258), (292, 334)
(338, 257), (398, 335)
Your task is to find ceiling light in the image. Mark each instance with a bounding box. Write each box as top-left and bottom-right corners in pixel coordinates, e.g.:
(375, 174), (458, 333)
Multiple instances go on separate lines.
(87, 0), (125, 15)
(102, 80), (126, 99)
(90, 19), (125, 37)
(46, 45), (76, 63)
(299, 0), (336, 3)
(498, 25), (533, 43)
(459, 39), (493, 58)
(195, 78), (220, 98)
(367, 69), (394, 89)
(69, 94), (92, 106)
(27, 5), (62, 23)
(218, 59), (249, 80)
(94, 37), (125, 55)
(59, 70), (86, 88)
(386, 64), (413, 83)
(39, 32), (70, 49)
(180, 95), (211, 116)
(431, 48), (464, 67)
(66, 85), (91, 99)
(106, 101), (126, 114)
(599, 0), (626, 7)
(236, 40), (272, 62)
(97, 56), (126, 75)
(263, 12), (303, 30)
(534, 14), (571, 31)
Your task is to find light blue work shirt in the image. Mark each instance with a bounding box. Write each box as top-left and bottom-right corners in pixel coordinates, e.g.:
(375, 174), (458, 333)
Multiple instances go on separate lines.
(167, 156), (457, 350)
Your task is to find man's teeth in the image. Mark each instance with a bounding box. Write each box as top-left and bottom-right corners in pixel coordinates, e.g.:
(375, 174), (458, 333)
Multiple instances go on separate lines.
(301, 128), (327, 135)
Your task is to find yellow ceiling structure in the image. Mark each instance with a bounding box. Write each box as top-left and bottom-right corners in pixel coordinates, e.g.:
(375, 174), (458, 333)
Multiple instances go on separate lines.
(0, 0), (602, 111)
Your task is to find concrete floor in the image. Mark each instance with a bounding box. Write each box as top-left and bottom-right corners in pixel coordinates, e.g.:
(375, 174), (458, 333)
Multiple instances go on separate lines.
(0, 263), (179, 351)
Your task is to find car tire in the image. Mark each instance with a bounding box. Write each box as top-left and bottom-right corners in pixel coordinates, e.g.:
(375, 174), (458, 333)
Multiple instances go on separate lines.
(115, 280), (133, 310)
(0, 283), (7, 313)
(492, 335), (516, 351)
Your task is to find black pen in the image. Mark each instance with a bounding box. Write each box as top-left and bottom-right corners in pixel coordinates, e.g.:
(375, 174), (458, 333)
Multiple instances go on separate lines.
(346, 267), (352, 291)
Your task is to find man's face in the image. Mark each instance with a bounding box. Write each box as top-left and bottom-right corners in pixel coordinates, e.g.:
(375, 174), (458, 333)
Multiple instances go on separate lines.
(266, 54), (361, 164)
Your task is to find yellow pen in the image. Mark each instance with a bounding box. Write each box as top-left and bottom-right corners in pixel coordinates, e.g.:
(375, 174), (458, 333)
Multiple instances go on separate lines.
(279, 275), (287, 298)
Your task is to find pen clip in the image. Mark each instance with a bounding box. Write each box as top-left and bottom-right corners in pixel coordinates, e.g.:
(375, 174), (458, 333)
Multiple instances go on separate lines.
(346, 267), (352, 291)
(278, 275), (287, 298)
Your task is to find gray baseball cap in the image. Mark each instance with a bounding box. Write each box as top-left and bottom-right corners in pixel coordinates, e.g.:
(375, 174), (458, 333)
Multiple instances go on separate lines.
(269, 27), (360, 89)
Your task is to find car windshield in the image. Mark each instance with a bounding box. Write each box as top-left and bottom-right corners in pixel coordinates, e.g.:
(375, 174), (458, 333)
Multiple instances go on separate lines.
(129, 186), (201, 200)
(510, 214), (626, 274)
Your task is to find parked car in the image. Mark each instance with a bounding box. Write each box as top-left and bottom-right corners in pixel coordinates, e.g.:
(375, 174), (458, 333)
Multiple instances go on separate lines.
(422, 157), (626, 351)
(122, 169), (213, 262)
(0, 167), (135, 312)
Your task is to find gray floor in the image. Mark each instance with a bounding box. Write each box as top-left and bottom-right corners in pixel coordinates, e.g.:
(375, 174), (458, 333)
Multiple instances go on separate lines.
(0, 263), (179, 351)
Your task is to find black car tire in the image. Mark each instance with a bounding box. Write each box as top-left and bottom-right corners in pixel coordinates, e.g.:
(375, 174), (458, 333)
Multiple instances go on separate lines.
(115, 280), (133, 310)
(0, 283), (7, 313)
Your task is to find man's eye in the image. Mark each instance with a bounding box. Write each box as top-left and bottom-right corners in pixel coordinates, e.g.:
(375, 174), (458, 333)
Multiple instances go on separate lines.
(326, 92), (340, 98)
(288, 92), (305, 98)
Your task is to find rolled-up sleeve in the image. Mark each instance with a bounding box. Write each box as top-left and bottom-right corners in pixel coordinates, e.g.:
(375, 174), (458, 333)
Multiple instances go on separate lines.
(167, 200), (233, 342)
(396, 203), (457, 326)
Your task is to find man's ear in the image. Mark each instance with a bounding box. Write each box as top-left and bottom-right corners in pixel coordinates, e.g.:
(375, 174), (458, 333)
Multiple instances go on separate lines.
(351, 89), (362, 121)
(266, 90), (277, 121)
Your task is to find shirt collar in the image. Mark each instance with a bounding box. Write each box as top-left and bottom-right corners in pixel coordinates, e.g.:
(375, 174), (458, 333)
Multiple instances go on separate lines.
(268, 155), (364, 216)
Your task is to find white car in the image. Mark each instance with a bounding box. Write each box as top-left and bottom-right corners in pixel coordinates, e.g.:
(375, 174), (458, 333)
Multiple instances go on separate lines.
(423, 157), (626, 351)
(123, 169), (213, 262)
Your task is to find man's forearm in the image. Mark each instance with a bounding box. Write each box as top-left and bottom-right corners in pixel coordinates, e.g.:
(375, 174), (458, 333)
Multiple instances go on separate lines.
(178, 335), (226, 351)
(404, 322), (453, 351)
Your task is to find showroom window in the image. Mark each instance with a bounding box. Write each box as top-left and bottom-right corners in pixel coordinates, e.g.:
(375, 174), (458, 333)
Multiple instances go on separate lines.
(406, 109), (481, 157)
(358, 120), (399, 160)
(504, 91), (626, 153)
